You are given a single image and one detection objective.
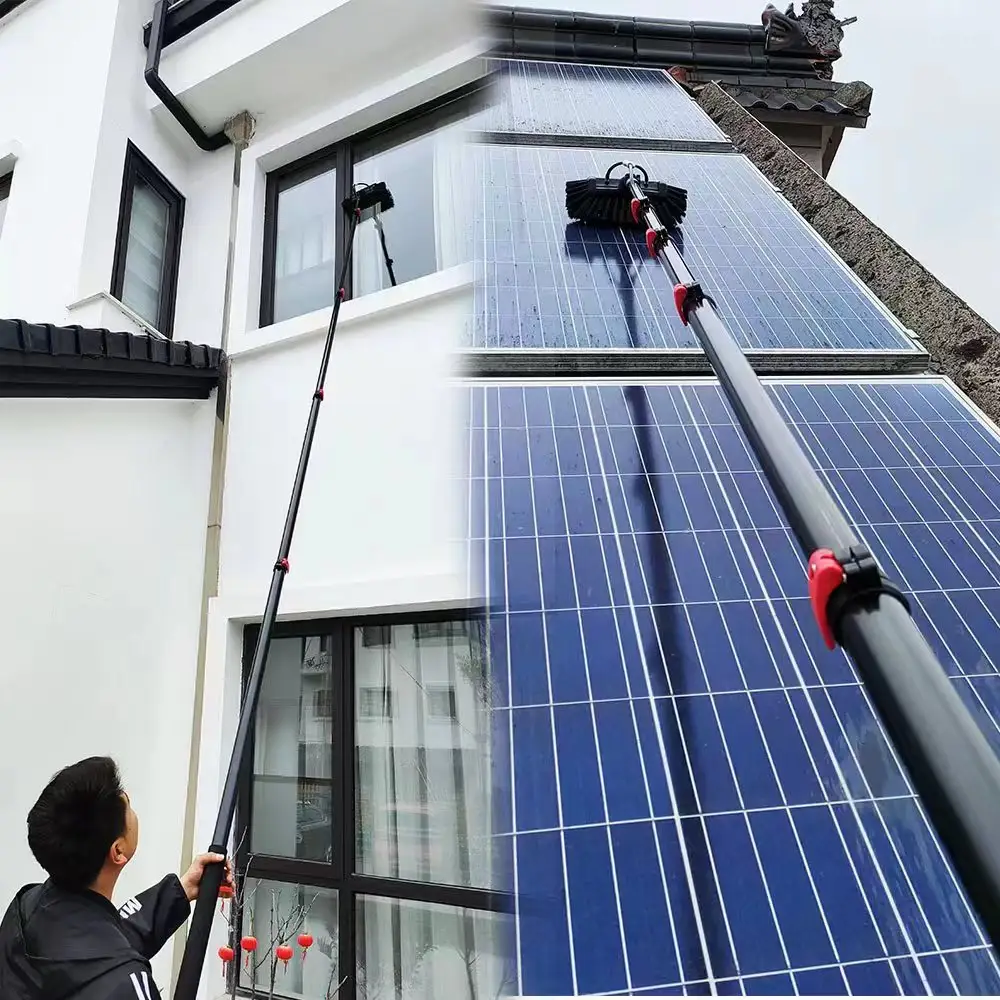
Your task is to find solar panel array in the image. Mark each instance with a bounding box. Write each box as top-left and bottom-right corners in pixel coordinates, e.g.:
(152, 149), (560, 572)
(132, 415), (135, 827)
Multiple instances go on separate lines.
(484, 59), (730, 144)
(468, 378), (1000, 997)
(470, 144), (917, 353)
(471, 53), (994, 999)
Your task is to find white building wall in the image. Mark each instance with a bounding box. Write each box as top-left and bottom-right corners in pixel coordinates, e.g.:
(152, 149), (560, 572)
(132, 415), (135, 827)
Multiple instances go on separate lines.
(0, 398), (216, 990)
(0, 0), (482, 995)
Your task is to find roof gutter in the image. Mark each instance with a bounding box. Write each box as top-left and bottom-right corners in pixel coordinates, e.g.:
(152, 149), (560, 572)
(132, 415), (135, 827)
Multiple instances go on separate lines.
(145, 0), (230, 152)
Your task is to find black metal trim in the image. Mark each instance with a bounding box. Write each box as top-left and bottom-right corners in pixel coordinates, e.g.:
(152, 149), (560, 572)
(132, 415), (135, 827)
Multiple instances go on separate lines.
(143, 0), (244, 49)
(235, 610), (499, 1000)
(0, 0), (28, 23)
(111, 141), (186, 339)
(479, 130), (734, 154)
(145, 0), (230, 153)
(0, 171), (11, 202)
(259, 82), (487, 327)
(459, 347), (930, 379)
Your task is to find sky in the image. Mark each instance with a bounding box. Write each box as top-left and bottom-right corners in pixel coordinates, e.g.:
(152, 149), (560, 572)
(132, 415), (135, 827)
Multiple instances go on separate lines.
(494, 0), (1000, 329)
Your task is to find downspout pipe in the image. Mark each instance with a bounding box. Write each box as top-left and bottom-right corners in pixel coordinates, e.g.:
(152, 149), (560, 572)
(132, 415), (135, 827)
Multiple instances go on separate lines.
(145, 0), (230, 152)
(169, 110), (255, 993)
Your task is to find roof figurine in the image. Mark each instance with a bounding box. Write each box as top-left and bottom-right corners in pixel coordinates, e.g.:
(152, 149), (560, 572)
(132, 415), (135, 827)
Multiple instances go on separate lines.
(762, 1), (858, 78)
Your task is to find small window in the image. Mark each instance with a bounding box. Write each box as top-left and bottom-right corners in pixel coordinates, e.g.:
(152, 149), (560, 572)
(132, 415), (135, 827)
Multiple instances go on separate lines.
(313, 688), (334, 720)
(0, 172), (11, 239)
(111, 142), (185, 337)
(359, 686), (393, 719)
(361, 625), (391, 648)
(427, 685), (458, 721)
(414, 620), (468, 642)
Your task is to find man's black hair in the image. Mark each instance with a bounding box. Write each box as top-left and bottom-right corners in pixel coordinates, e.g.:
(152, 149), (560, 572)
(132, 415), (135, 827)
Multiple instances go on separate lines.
(27, 757), (127, 891)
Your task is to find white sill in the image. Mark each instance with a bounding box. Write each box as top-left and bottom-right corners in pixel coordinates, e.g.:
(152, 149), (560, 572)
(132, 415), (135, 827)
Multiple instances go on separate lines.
(230, 264), (472, 360)
(65, 291), (167, 340)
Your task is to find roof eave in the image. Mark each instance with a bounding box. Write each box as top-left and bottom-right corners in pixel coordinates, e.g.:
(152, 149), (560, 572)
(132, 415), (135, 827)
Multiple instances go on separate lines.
(0, 320), (224, 400)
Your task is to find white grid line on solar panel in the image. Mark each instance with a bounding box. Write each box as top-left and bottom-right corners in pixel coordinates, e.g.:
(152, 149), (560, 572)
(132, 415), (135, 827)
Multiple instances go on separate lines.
(599, 372), (924, 989)
(484, 58), (730, 144)
(474, 378), (1000, 996)
(592, 943), (998, 996)
(471, 145), (915, 352)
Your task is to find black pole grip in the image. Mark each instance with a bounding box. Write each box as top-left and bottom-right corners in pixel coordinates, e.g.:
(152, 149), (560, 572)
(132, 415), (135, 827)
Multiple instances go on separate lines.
(173, 204), (364, 1000)
(842, 597), (1000, 946)
(630, 176), (1000, 950)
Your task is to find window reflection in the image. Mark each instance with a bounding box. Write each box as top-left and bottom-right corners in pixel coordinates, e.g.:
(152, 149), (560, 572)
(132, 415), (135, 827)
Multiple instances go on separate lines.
(252, 635), (333, 863)
(355, 620), (494, 888)
(273, 167), (338, 324)
(352, 118), (470, 297)
(241, 880), (339, 999)
(357, 898), (513, 1000)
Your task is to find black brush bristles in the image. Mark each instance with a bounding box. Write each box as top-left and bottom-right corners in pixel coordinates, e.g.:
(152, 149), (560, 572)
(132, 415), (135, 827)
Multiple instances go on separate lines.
(565, 176), (688, 229)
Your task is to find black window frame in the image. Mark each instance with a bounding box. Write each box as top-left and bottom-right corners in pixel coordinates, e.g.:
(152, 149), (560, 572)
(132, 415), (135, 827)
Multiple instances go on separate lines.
(111, 141), (185, 338)
(0, 170), (11, 235)
(259, 79), (489, 328)
(234, 608), (509, 1000)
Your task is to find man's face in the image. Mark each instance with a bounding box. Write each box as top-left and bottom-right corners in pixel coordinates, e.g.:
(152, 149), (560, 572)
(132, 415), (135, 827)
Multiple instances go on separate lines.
(122, 792), (139, 857)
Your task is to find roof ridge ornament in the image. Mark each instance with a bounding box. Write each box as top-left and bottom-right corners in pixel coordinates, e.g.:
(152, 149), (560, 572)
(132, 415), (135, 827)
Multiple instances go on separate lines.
(762, 1), (858, 79)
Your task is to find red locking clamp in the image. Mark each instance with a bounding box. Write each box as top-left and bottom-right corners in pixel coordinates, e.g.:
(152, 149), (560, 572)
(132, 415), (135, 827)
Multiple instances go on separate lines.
(630, 197), (649, 225)
(808, 545), (910, 651)
(673, 282), (711, 326)
(808, 549), (846, 650)
(645, 227), (668, 258)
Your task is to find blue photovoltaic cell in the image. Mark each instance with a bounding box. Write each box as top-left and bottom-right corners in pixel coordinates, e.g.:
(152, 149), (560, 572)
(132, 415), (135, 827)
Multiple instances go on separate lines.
(469, 377), (1000, 997)
(484, 58), (729, 144)
(471, 144), (917, 352)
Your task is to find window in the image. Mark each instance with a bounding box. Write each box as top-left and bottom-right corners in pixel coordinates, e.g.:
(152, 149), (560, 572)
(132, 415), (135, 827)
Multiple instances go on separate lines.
(239, 614), (511, 1000)
(260, 82), (487, 327)
(427, 686), (458, 721)
(0, 172), (11, 238)
(314, 688), (334, 720)
(358, 686), (392, 719)
(111, 142), (184, 337)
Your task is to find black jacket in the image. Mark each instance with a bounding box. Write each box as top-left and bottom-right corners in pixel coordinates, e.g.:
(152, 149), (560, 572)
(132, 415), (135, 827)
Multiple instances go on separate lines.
(0, 874), (191, 1000)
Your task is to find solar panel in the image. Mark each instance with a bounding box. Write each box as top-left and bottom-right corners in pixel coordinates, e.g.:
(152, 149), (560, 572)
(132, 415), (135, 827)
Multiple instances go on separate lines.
(470, 145), (918, 354)
(469, 377), (1000, 997)
(485, 59), (730, 145)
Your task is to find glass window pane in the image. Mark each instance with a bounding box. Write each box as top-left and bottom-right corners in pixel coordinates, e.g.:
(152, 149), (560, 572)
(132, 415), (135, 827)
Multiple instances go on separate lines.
(240, 879), (339, 998)
(122, 178), (169, 327)
(252, 635), (334, 863)
(352, 118), (469, 297)
(357, 897), (513, 1000)
(273, 166), (338, 324)
(355, 620), (495, 888)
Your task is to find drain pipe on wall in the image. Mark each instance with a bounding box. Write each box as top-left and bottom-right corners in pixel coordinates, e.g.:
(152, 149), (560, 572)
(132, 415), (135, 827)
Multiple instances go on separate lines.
(170, 109), (257, 991)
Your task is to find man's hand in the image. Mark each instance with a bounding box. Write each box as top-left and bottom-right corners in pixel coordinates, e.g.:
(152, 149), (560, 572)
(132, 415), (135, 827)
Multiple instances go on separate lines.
(179, 853), (234, 903)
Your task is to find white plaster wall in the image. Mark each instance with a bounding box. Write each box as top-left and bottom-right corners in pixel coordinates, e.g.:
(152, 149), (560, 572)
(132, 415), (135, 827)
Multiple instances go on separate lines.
(218, 275), (471, 604)
(0, 397), (216, 989)
(0, 0), (233, 346)
(0, 0), (120, 323)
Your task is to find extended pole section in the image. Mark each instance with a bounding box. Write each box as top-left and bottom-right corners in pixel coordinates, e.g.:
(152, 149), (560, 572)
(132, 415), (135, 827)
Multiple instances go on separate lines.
(628, 176), (1000, 950)
(173, 181), (394, 1000)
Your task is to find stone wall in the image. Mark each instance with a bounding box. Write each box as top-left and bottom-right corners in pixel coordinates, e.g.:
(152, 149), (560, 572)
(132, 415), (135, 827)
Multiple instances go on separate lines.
(697, 82), (1000, 425)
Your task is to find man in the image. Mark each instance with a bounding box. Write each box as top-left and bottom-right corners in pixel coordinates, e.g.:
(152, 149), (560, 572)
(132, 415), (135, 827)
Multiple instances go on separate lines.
(0, 756), (234, 999)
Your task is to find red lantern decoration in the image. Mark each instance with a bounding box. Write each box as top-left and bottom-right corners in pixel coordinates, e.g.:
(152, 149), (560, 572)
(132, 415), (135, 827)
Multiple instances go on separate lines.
(241, 935), (258, 970)
(276, 944), (294, 972)
(218, 945), (235, 976)
(297, 932), (313, 960)
(218, 882), (234, 915)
